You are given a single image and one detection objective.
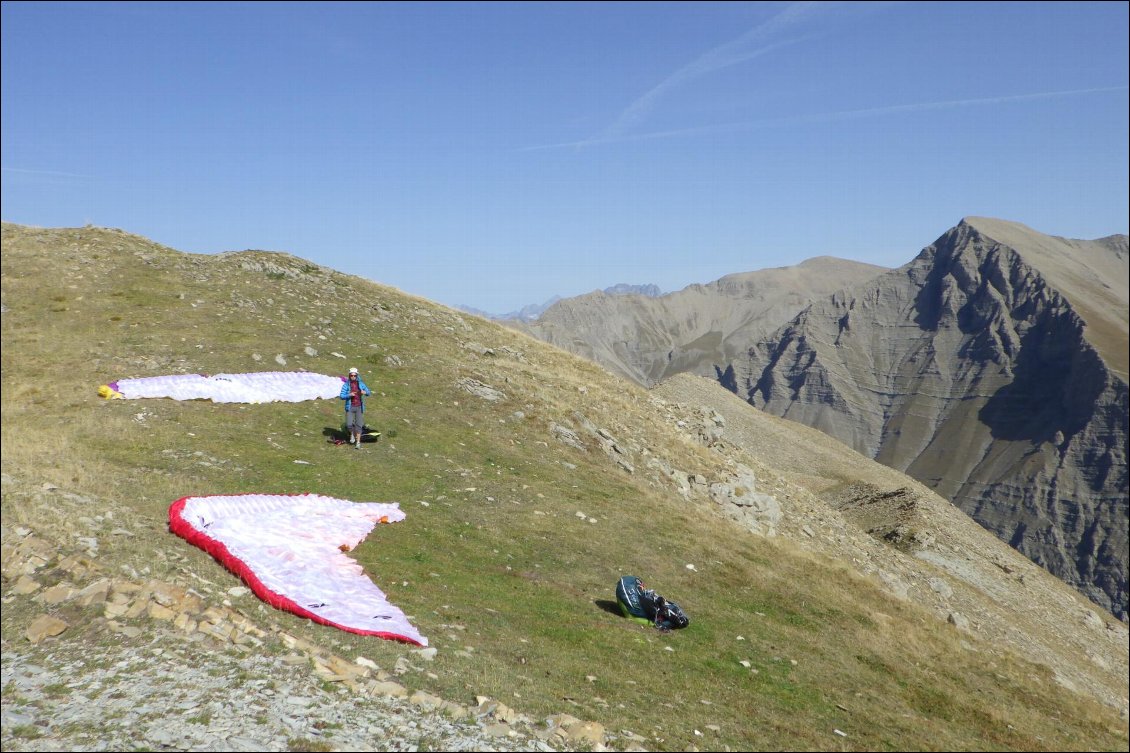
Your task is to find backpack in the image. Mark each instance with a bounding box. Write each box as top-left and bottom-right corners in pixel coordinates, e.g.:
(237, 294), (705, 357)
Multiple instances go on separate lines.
(615, 575), (689, 631)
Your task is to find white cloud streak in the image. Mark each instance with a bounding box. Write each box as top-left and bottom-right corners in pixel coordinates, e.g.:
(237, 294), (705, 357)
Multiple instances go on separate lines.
(522, 1), (866, 152)
(1, 166), (91, 179)
(599, 2), (823, 142)
(523, 86), (1128, 152)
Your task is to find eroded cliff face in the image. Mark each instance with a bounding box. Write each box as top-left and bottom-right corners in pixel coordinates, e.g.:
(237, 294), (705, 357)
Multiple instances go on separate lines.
(739, 220), (1128, 619)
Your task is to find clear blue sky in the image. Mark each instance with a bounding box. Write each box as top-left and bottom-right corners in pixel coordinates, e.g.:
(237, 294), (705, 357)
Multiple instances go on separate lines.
(3, 1), (1127, 315)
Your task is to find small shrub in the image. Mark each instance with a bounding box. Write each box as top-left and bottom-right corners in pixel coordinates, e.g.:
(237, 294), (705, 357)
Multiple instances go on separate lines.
(8, 724), (42, 740)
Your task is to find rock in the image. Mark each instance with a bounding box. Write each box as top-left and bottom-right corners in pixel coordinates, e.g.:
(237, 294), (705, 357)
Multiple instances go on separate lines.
(550, 422), (585, 450)
(369, 680), (408, 698)
(26, 614), (68, 643)
(409, 689), (444, 709)
(456, 377), (506, 402)
(1082, 610), (1106, 631)
(929, 577), (953, 598)
(562, 720), (606, 746)
(12, 575), (41, 595)
(947, 612), (971, 631)
(37, 583), (75, 605)
(483, 722), (513, 737)
(878, 571), (909, 600)
(710, 466), (782, 537)
(355, 656), (379, 671)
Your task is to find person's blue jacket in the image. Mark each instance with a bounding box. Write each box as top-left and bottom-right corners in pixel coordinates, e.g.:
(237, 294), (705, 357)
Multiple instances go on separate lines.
(340, 378), (371, 412)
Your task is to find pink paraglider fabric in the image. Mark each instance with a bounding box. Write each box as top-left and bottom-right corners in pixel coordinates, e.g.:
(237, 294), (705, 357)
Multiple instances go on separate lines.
(169, 493), (426, 646)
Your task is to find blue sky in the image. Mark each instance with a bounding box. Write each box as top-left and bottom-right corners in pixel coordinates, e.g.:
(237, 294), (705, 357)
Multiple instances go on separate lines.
(3, 1), (1127, 315)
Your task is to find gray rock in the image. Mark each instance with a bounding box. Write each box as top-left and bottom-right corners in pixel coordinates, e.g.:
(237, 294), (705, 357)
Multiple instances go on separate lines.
(948, 611), (971, 631)
(455, 377), (506, 402)
(929, 577), (954, 598)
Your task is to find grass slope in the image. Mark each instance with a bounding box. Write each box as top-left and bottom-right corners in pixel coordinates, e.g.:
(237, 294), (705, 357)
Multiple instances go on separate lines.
(2, 223), (1125, 751)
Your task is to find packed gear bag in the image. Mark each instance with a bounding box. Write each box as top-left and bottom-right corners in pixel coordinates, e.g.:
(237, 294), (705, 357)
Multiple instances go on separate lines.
(615, 575), (689, 631)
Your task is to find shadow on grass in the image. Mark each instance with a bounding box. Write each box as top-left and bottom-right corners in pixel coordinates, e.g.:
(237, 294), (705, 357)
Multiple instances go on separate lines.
(322, 426), (381, 444)
(594, 599), (624, 617)
(322, 426), (349, 441)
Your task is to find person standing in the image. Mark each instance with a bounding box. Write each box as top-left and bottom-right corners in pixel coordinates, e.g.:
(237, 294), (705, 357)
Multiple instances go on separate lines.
(340, 367), (371, 449)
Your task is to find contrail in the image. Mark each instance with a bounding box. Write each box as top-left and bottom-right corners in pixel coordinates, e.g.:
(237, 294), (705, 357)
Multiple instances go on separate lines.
(2, 166), (91, 179)
(523, 86), (1127, 151)
(524, 1), (846, 152)
(801, 86), (1129, 122)
(599, 2), (823, 143)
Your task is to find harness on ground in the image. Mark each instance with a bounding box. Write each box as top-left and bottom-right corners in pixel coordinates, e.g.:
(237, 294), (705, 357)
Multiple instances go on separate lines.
(615, 575), (689, 631)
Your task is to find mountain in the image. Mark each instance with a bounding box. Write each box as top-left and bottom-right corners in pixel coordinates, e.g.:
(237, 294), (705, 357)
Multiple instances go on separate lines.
(468, 284), (662, 323)
(457, 296), (562, 322)
(506, 258), (888, 385)
(508, 219), (1129, 622)
(453, 302), (498, 320)
(601, 283), (663, 298)
(736, 218), (1129, 621)
(1, 222), (1126, 751)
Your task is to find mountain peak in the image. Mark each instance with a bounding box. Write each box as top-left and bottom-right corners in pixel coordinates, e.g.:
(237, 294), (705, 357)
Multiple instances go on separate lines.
(601, 282), (663, 298)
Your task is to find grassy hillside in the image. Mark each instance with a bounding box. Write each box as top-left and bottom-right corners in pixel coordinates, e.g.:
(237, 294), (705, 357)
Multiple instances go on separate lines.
(2, 222), (1126, 751)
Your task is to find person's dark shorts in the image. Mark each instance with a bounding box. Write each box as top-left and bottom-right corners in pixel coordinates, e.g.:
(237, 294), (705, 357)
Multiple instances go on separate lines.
(345, 407), (365, 431)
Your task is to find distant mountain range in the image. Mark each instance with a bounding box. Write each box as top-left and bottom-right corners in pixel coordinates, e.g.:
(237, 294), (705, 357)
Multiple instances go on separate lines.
(459, 283), (662, 322)
(503, 257), (888, 386)
(506, 218), (1129, 621)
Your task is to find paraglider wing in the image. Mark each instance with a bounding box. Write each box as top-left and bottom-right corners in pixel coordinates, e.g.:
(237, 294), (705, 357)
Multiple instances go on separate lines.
(169, 493), (427, 646)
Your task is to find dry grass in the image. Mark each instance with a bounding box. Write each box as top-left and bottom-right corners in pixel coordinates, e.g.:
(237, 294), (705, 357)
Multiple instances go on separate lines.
(2, 222), (1126, 752)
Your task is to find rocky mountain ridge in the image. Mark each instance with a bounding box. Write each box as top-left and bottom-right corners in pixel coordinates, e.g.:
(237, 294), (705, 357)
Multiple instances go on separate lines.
(507, 257), (888, 386)
(738, 218), (1127, 620)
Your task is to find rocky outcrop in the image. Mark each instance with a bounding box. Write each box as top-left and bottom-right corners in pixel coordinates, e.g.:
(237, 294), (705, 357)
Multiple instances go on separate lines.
(736, 219), (1128, 619)
(1, 526), (611, 752)
(507, 258), (887, 386)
